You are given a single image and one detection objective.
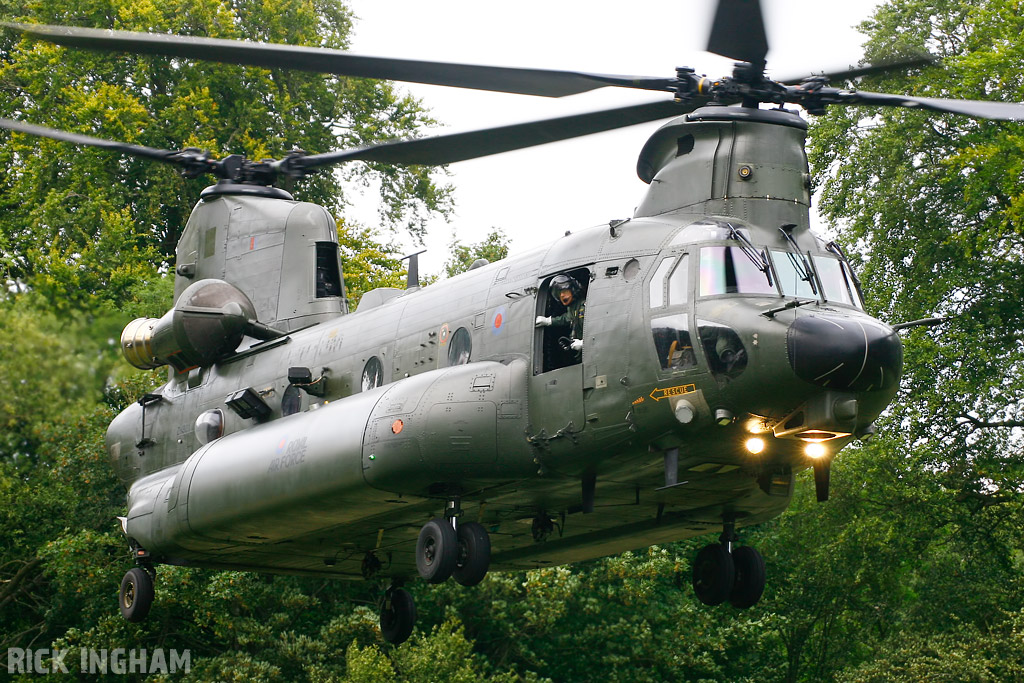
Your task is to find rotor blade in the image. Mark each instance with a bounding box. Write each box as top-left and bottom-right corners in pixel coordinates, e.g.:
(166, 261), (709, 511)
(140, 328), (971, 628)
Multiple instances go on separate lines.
(777, 54), (937, 86)
(843, 90), (1024, 121)
(297, 99), (691, 168)
(3, 22), (675, 98)
(706, 0), (768, 66)
(0, 117), (178, 163)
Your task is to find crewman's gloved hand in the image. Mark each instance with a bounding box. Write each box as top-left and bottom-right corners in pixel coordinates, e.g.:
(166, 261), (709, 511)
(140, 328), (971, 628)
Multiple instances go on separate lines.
(570, 339), (583, 352)
(536, 316), (552, 327)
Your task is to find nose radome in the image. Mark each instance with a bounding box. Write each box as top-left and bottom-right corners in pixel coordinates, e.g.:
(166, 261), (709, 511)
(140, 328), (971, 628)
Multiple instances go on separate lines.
(787, 315), (902, 392)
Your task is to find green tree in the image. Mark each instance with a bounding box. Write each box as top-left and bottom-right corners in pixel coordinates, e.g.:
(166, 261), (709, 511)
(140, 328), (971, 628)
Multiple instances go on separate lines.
(801, 0), (1024, 678)
(0, 0), (451, 314)
(443, 228), (510, 278)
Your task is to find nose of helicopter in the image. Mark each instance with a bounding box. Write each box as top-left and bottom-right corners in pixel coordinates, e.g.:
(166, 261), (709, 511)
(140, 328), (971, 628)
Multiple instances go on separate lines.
(787, 314), (902, 392)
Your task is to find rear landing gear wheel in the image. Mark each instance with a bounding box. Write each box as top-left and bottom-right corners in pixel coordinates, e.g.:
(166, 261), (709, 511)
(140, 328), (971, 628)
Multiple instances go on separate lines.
(729, 545), (766, 609)
(379, 587), (416, 645)
(452, 521), (491, 587)
(692, 543), (735, 606)
(119, 567), (154, 622)
(416, 517), (458, 583)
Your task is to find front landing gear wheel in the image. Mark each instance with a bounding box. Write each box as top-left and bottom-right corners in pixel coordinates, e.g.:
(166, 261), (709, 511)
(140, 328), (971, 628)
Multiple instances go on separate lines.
(729, 545), (766, 609)
(119, 567), (154, 622)
(379, 588), (416, 645)
(692, 543), (735, 606)
(452, 521), (491, 587)
(416, 517), (458, 583)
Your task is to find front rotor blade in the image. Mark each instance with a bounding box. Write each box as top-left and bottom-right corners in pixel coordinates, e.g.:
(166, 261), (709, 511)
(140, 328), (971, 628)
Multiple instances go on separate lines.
(706, 0), (768, 66)
(844, 91), (1024, 121)
(299, 99), (691, 168)
(3, 22), (674, 98)
(778, 54), (937, 86)
(0, 117), (178, 163)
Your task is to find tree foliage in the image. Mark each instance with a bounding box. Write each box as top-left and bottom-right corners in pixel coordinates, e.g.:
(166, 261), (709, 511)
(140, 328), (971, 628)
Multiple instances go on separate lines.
(443, 228), (510, 279)
(0, 0), (451, 313)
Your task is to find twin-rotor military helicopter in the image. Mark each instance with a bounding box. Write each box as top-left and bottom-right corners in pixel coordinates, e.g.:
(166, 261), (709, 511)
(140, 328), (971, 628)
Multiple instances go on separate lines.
(4, 0), (1021, 645)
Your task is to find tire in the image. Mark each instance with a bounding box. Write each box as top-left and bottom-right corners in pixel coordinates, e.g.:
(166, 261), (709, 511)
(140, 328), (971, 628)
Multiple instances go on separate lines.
(729, 545), (766, 609)
(119, 567), (154, 622)
(379, 588), (416, 645)
(415, 517), (458, 583)
(452, 522), (491, 587)
(692, 543), (735, 606)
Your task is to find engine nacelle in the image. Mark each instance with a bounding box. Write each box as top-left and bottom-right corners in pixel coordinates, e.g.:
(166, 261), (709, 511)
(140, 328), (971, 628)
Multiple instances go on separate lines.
(120, 279), (258, 371)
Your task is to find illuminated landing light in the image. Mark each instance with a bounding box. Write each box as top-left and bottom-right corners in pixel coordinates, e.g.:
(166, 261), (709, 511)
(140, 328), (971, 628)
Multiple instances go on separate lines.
(805, 442), (827, 459)
(745, 437), (766, 455)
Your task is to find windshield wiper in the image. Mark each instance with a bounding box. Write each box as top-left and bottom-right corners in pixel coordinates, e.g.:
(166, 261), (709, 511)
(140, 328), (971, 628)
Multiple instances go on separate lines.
(778, 225), (818, 295)
(726, 223), (773, 287)
(762, 298), (817, 318)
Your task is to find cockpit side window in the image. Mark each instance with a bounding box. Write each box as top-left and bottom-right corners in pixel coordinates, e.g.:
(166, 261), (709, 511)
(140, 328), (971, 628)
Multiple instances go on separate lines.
(667, 254), (689, 306)
(647, 254), (697, 373)
(648, 257), (674, 308)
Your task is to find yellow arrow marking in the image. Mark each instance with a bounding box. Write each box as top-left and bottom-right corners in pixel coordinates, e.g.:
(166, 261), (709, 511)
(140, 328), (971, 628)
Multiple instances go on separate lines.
(649, 384), (696, 401)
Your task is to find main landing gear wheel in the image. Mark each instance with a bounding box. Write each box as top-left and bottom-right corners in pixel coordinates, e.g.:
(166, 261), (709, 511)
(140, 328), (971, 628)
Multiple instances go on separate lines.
(379, 587), (416, 645)
(119, 567), (155, 622)
(692, 543), (735, 606)
(416, 517), (458, 584)
(729, 545), (766, 609)
(452, 521), (491, 587)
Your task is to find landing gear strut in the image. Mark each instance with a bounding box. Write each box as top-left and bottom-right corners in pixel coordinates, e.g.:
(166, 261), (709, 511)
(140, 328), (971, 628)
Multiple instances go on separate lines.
(415, 499), (491, 586)
(382, 500), (492, 644)
(692, 519), (766, 609)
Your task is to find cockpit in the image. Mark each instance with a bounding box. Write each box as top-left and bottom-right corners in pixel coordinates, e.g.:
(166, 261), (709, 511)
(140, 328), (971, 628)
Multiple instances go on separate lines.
(648, 222), (868, 381)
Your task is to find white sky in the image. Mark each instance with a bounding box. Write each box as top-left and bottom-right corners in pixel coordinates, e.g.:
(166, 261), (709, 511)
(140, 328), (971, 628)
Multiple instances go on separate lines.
(342, 0), (882, 274)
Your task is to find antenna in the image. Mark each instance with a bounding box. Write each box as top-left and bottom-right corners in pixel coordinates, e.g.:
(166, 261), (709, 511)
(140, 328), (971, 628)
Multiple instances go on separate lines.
(402, 249), (428, 290)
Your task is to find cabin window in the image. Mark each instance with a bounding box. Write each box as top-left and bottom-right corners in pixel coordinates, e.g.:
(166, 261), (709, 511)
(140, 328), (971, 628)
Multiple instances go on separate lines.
(699, 246), (775, 296)
(361, 356), (384, 391)
(315, 242), (343, 298)
(281, 385), (302, 416)
(651, 314), (698, 371)
(447, 327), (472, 366)
(194, 409), (224, 445)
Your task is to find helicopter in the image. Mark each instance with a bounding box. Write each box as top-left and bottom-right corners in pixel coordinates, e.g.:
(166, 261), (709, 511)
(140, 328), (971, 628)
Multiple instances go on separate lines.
(3, 0), (1023, 646)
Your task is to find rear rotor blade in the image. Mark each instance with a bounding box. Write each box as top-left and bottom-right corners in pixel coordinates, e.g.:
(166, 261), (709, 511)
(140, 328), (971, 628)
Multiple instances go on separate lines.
(3, 22), (674, 98)
(706, 0), (768, 66)
(298, 99), (692, 168)
(0, 117), (177, 163)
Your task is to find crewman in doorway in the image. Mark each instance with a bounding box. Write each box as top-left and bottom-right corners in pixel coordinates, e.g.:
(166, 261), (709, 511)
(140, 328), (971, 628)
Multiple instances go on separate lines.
(536, 273), (586, 357)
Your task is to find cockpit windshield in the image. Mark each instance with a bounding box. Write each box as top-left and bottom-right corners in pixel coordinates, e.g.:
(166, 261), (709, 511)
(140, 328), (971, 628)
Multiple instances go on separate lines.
(699, 246), (776, 296)
(813, 256), (863, 307)
(771, 249), (817, 298)
(769, 251), (863, 308)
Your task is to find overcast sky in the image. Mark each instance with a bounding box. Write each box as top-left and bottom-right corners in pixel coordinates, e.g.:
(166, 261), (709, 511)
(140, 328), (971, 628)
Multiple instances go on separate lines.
(342, 0), (882, 274)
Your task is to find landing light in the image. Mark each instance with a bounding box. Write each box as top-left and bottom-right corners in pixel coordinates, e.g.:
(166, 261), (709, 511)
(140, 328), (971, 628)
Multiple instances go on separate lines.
(744, 437), (765, 455)
(805, 443), (827, 459)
